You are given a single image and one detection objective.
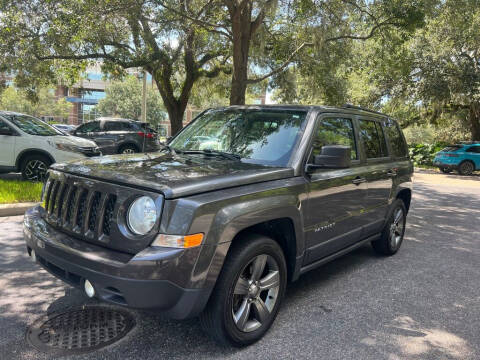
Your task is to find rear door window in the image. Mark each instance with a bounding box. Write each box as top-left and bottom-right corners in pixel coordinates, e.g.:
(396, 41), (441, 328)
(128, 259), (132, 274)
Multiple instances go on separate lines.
(105, 121), (128, 131)
(384, 120), (408, 157)
(76, 121), (100, 134)
(358, 119), (388, 159)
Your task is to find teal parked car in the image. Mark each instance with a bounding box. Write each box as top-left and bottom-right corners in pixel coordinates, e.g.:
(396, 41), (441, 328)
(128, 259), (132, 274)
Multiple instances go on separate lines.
(433, 142), (480, 175)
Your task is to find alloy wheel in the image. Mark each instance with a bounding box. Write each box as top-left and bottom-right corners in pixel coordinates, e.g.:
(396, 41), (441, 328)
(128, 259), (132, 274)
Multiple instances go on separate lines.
(460, 162), (474, 175)
(389, 207), (404, 249)
(122, 148), (135, 154)
(24, 160), (48, 181)
(232, 254), (280, 333)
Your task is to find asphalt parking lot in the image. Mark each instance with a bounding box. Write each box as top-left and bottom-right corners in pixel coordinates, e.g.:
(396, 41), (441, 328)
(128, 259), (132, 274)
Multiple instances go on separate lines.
(1, 171), (479, 360)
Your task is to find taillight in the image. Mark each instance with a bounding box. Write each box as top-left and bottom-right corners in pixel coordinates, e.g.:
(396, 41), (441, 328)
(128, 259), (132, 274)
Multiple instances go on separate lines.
(138, 131), (155, 139)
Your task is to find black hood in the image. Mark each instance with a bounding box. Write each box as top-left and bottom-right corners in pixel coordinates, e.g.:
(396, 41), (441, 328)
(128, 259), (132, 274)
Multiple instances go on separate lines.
(52, 152), (294, 199)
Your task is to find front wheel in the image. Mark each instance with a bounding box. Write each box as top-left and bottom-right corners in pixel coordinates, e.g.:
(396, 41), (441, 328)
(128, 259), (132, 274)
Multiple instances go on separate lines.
(21, 154), (51, 182)
(372, 199), (407, 256)
(200, 234), (287, 347)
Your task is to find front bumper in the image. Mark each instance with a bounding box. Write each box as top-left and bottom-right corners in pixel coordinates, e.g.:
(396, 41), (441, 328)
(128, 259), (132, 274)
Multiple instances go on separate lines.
(23, 207), (210, 319)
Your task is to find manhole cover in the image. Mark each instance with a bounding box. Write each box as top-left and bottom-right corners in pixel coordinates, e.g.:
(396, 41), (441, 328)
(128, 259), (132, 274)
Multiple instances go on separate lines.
(26, 306), (135, 355)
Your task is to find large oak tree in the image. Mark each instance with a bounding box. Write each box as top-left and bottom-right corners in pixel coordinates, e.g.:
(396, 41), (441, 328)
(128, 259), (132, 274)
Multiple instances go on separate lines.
(0, 0), (229, 135)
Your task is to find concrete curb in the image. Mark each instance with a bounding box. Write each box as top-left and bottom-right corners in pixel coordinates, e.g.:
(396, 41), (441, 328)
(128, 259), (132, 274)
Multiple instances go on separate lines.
(0, 202), (39, 217)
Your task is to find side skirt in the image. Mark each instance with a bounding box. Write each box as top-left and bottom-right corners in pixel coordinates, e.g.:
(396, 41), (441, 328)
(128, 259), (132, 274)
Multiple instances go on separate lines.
(299, 233), (380, 275)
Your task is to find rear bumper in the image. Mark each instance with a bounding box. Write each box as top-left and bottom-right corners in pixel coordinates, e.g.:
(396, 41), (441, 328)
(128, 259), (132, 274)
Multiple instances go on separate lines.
(433, 162), (457, 170)
(143, 142), (161, 152)
(23, 206), (211, 319)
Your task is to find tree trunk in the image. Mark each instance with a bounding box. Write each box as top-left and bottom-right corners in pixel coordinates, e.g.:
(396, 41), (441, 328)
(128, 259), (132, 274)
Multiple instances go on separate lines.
(469, 102), (480, 141)
(153, 68), (194, 136)
(165, 105), (185, 136)
(229, 5), (252, 105)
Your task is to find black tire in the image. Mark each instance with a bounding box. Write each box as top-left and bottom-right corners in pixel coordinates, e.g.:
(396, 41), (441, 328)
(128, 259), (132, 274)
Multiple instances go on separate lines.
(200, 234), (287, 347)
(458, 161), (475, 176)
(439, 167), (452, 174)
(371, 199), (407, 256)
(20, 154), (51, 182)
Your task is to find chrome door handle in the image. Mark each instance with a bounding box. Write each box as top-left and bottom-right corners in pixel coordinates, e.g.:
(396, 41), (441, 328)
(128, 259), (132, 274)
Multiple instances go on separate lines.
(352, 177), (367, 185)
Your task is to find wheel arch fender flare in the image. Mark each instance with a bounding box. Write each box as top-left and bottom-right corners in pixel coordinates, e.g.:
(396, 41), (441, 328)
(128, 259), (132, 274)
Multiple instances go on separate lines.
(191, 195), (305, 292)
(15, 149), (55, 171)
(118, 142), (140, 152)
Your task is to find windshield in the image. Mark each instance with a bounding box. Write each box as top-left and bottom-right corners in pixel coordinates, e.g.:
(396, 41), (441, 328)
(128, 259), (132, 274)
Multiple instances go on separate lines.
(4, 114), (63, 136)
(169, 108), (307, 166)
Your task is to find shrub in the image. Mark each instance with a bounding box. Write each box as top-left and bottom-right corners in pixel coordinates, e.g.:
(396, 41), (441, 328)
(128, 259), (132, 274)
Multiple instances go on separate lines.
(408, 143), (448, 166)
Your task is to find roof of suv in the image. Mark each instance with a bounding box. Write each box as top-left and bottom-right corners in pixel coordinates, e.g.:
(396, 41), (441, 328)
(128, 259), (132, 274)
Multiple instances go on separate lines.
(96, 117), (136, 122)
(214, 104), (390, 119)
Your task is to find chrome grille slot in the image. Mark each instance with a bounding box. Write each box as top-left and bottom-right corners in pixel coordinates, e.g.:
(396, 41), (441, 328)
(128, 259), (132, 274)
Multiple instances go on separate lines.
(56, 183), (68, 218)
(48, 181), (60, 215)
(103, 195), (116, 236)
(76, 190), (88, 229)
(88, 192), (101, 232)
(65, 186), (77, 225)
(44, 179), (54, 211)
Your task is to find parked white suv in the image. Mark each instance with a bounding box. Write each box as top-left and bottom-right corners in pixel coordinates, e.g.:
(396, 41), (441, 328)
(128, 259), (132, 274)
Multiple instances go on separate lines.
(0, 111), (100, 181)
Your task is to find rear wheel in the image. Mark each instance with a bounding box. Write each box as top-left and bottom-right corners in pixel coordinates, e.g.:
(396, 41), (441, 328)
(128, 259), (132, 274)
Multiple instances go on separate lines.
(200, 234), (287, 347)
(458, 161), (474, 176)
(439, 167), (452, 173)
(21, 154), (51, 182)
(118, 144), (138, 154)
(372, 199), (406, 256)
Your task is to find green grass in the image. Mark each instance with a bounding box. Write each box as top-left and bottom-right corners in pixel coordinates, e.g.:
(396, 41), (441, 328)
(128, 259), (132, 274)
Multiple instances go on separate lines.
(0, 179), (43, 204)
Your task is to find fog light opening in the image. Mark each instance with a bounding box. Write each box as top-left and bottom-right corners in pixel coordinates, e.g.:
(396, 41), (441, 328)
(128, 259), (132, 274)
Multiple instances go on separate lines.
(84, 280), (95, 298)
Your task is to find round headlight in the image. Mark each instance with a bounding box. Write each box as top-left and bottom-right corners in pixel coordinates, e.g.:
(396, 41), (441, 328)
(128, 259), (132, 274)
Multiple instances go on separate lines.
(127, 196), (157, 235)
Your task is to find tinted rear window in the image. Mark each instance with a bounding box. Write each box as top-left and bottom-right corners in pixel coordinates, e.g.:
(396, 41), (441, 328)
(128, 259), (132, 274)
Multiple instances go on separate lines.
(358, 119), (388, 158)
(384, 120), (408, 157)
(105, 121), (133, 131)
(442, 146), (461, 152)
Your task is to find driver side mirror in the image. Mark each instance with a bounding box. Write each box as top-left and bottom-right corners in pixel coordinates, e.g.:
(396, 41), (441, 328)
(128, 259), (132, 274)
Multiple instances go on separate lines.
(306, 145), (351, 173)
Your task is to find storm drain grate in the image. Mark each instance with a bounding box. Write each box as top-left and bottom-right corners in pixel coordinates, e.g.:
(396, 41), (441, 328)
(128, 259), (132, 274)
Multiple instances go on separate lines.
(26, 306), (135, 355)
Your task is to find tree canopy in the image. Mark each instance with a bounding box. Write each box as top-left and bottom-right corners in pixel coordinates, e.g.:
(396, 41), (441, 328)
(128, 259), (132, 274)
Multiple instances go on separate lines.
(0, 87), (72, 120)
(0, 0), (432, 135)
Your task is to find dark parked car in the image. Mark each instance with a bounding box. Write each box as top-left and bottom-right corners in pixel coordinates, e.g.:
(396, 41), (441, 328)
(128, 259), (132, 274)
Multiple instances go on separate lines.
(24, 105), (413, 346)
(72, 117), (160, 154)
(51, 123), (77, 134)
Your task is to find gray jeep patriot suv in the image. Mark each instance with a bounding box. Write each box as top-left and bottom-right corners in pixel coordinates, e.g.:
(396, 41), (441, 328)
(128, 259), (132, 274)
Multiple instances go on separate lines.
(24, 105), (413, 346)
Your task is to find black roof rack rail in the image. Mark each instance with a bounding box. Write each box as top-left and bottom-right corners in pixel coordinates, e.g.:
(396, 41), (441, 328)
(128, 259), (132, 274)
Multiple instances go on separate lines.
(341, 104), (388, 117)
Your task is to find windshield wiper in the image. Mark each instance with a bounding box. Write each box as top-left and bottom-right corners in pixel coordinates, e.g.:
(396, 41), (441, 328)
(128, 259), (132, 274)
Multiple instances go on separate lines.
(181, 149), (241, 161)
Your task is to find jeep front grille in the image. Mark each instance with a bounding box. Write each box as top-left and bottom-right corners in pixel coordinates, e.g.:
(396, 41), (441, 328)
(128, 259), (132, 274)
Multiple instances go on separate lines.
(41, 171), (162, 254)
(43, 178), (117, 240)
